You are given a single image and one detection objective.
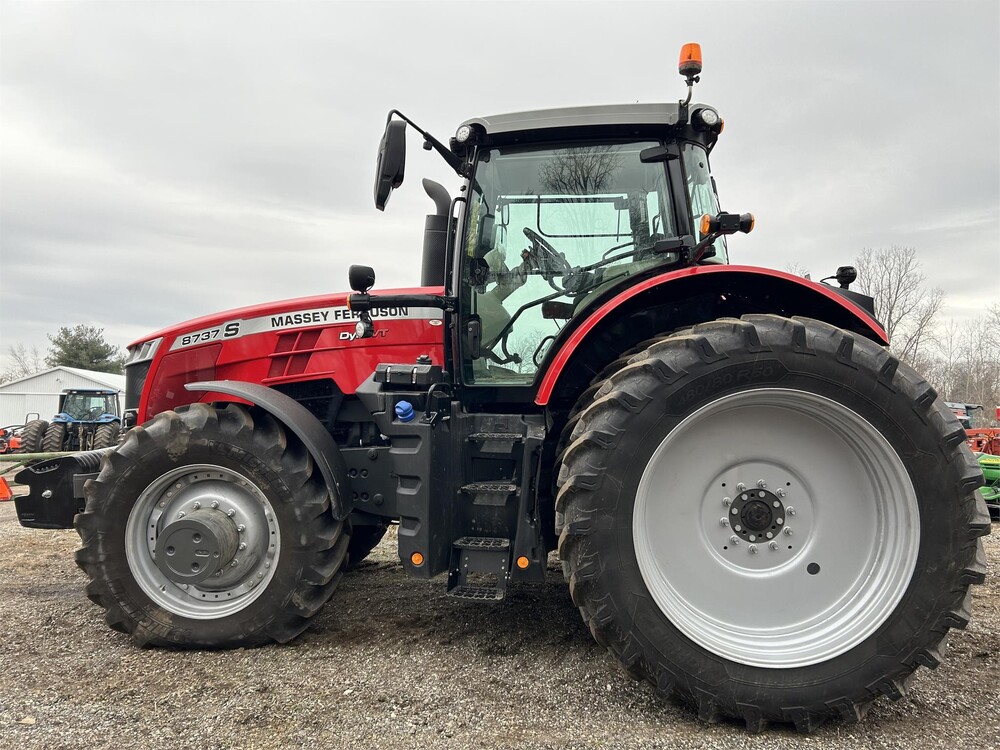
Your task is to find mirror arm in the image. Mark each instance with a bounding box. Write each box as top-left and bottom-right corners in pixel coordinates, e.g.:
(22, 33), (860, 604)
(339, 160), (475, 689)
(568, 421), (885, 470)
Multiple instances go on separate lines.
(388, 109), (465, 176)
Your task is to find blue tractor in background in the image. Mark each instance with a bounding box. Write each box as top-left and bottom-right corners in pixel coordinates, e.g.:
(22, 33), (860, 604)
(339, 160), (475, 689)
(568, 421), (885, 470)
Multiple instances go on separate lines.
(16, 389), (122, 454)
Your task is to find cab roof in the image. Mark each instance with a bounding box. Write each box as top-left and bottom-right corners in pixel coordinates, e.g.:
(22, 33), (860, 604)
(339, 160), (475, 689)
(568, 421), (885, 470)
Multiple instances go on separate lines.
(461, 102), (685, 135)
(456, 102), (717, 149)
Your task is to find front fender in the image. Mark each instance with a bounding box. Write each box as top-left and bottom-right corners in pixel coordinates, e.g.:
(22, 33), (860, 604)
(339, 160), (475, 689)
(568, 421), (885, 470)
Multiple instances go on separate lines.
(185, 380), (351, 520)
(535, 265), (888, 406)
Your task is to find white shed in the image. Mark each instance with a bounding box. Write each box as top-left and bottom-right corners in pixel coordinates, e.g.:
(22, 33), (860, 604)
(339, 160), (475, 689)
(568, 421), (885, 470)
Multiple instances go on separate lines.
(0, 367), (127, 426)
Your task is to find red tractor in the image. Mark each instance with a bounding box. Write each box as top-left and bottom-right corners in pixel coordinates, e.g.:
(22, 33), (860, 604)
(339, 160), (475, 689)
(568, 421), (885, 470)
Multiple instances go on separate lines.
(14, 45), (988, 731)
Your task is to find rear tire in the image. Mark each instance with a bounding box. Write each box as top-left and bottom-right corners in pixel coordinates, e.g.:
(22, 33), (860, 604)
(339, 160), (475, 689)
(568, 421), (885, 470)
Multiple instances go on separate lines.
(16, 419), (49, 453)
(556, 315), (989, 731)
(75, 403), (350, 648)
(92, 423), (121, 450)
(41, 422), (67, 453)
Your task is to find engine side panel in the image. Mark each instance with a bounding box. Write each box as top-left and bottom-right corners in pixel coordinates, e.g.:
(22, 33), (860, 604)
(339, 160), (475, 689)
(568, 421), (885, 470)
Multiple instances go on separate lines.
(131, 289), (446, 423)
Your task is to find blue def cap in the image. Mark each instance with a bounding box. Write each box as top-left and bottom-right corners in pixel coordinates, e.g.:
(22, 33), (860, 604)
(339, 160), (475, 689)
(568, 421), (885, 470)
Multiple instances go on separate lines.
(394, 400), (415, 423)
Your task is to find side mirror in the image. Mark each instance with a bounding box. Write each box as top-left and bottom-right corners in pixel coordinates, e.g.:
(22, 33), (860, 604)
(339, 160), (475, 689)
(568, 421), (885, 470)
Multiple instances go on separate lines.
(349, 265), (376, 293)
(374, 119), (407, 210)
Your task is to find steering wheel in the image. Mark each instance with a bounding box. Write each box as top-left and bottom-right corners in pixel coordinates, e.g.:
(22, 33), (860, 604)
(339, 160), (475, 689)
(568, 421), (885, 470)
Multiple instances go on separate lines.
(522, 227), (572, 282)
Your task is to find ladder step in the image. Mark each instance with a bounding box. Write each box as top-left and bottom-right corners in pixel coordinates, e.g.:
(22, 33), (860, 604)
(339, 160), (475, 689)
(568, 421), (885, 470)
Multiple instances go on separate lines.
(469, 432), (523, 442)
(454, 536), (510, 550)
(461, 482), (519, 506)
(461, 482), (518, 494)
(468, 432), (523, 454)
(446, 585), (506, 602)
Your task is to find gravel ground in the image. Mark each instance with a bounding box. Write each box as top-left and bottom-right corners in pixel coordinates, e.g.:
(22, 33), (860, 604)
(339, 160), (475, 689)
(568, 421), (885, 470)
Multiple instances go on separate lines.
(1, 471), (998, 750)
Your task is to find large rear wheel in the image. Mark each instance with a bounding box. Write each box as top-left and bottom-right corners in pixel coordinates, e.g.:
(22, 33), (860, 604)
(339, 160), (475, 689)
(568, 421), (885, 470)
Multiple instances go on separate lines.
(16, 419), (48, 453)
(75, 403), (350, 648)
(556, 315), (989, 731)
(91, 422), (121, 450)
(41, 422), (67, 453)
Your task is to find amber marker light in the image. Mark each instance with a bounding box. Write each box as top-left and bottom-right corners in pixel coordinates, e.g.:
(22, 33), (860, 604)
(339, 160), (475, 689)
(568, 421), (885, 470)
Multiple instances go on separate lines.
(410, 552), (424, 566)
(678, 43), (703, 77)
(700, 213), (715, 237)
(516, 556), (530, 569)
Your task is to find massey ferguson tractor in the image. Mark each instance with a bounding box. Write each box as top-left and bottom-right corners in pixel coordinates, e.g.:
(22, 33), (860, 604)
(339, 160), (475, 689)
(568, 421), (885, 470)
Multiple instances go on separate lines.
(13, 45), (988, 731)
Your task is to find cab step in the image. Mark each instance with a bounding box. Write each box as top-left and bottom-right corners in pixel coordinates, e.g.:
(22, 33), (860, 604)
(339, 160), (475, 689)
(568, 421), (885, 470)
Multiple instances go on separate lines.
(468, 432), (523, 454)
(446, 536), (511, 602)
(460, 482), (519, 506)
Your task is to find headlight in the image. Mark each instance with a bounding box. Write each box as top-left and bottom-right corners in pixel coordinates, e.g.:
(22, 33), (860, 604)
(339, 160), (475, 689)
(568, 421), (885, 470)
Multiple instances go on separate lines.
(694, 107), (721, 129)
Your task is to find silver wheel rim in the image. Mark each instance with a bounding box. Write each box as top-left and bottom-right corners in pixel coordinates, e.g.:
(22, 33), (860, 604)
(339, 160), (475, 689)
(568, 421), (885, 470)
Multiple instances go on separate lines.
(125, 464), (280, 619)
(633, 388), (919, 668)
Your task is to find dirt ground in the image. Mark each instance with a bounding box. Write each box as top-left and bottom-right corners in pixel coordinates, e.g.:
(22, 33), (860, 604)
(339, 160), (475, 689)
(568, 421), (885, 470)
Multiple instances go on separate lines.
(1, 471), (998, 750)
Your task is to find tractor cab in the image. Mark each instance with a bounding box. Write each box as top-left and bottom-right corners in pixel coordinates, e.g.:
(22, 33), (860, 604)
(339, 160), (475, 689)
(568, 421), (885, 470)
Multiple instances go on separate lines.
(454, 106), (727, 383)
(55, 389), (121, 423)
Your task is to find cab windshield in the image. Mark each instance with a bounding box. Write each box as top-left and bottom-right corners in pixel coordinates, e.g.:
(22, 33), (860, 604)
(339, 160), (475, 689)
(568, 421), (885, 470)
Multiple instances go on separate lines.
(462, 140), (720, 385)
(63, 393), (117, 420)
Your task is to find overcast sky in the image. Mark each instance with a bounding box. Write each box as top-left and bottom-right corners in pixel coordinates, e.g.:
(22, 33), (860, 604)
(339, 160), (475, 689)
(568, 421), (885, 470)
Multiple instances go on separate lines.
(1, 0), (997, 369)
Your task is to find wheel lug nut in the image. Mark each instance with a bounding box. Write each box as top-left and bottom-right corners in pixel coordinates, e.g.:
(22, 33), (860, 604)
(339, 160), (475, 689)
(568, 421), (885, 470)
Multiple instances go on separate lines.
(238, 542), (247, 551)
(748, 544), (758, 554)
(786, 506), (796, 516)
(749, 535), (756, 542)
(236, 524), (245, 532)
(736, 483), (746, 492)
(227, 509), (235, 517)
(757, 480), (766, 489)
(730, 507), (739, 515)
(720, 518), (730, 527)
(734, 525), (742, 532)
(783, 527), (793, 536)
(723, 497), (732, 506)
(192, 502), (201, 510)
(211, 501), (220, 509)
(776, 488), (786, 498)
(769, 541), (779, 551)
(729, 535), (740, 545)
(177, 512), (185, 518)
(772, 500), (780, 508)
(776, 517), (784, 525)
(230, 560), (238, 567)
(765, 531), (773, 539)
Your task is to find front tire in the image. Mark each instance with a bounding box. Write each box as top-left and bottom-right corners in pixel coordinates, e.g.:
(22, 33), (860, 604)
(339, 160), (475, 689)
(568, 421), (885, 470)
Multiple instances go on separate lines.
(75, 403), (350, 648)
(556, 316), (989, 730)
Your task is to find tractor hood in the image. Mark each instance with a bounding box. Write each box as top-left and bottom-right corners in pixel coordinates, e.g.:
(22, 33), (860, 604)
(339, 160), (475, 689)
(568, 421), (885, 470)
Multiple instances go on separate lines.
(125, 287), (446, 423)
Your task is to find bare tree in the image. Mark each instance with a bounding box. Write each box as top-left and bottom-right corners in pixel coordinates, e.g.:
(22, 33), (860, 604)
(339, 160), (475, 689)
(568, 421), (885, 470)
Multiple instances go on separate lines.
(539, 146), (623, 195)
(0, 343), (45, 384)
(853, 246), (944, 367)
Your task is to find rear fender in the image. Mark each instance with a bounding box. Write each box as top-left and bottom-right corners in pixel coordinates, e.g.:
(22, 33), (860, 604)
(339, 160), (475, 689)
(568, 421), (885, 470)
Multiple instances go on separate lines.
(536, 265), (888, 406)
(185, 381), (352, 520)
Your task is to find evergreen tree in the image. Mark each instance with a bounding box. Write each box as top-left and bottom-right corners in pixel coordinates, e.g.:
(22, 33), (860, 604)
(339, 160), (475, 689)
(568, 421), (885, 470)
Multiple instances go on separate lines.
(45, 325), (126, 374)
